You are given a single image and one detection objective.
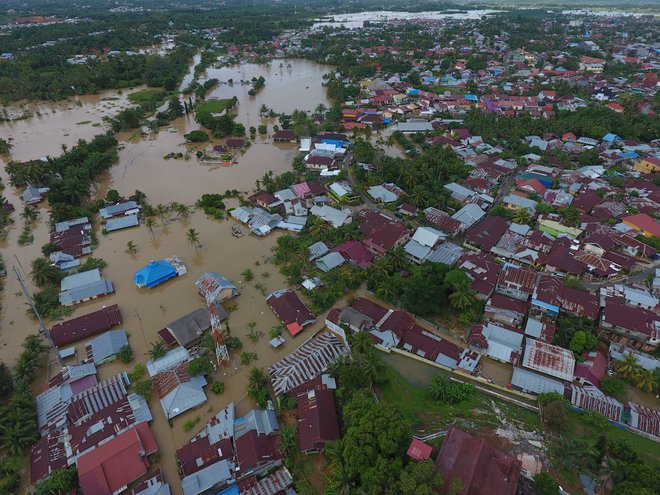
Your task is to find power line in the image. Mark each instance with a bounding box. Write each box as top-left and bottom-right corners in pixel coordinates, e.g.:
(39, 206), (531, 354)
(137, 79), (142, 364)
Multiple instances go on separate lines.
(12, 264), (64, 367)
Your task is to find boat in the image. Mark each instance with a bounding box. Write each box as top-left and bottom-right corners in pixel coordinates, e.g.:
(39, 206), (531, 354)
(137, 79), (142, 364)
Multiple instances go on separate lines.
(232, 226), (245, 238)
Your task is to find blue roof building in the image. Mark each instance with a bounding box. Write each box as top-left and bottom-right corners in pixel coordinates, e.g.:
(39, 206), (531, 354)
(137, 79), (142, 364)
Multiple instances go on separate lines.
(133, 260), (177, 288)
(602, 133), (619, 143)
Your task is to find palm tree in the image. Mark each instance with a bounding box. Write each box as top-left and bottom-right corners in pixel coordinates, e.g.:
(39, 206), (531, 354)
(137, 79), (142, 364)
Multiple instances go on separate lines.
(326, 357), (346, 379)
(408, 185), (429, 208)
(148, 341), (166, 360)
(186, 228), (201, 249)
(314, 103), (327, 117)
(307, 218), (325, 237)
(324, 439), (344, 469)
(125, 241), (138, 254)
(155, 203), (169, 221)
(248, 367), (268, 392)
(368, 258), (391, 281)
(175, 203), (191, 219)
(617, 353), (640, 381)
(277, 424), (297, 455)
(384, 246), (408, 272)
(449, 288), (475, 310)
(259, 104), (269, 117)
(350, 331), (373, 357)
(362, 351), (386, 387)
(21, 206), (38, 222)
(30, 258), (60, 288)
(144, 217), (157, 238)
(634, 369), (658, 393)
(376, 278), (399, 302)
(326, 463), (353, 495)
(512, 207), (530, 225)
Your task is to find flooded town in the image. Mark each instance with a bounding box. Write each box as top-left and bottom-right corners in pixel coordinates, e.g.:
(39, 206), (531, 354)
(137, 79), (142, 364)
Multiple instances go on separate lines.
(0, 2), (659, 495)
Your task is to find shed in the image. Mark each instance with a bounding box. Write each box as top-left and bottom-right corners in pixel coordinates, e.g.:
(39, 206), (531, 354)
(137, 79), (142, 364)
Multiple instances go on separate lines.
(407, 438), (433, 461)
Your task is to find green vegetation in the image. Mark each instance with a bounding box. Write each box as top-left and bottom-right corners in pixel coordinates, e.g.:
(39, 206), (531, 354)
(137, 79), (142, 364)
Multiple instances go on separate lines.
(128, 364), (145, 383)
(210, 381), (225, 394)
(427, 374), (476, 405)
(187, 357), (213, 376)
(116, 344), (134, 363)
(184, 130), (209, 143)
(195, 98), (243, 137)
(134, 380), (153, 399)
(30, 466), (78, 495)
(195, 99), (235, 119)
(183, 416), (201, 432)
(196, 193), (227, 219)
(533, 472), (560, 495)
(247, 367), (269, 409)
(240, 352), (258, 366)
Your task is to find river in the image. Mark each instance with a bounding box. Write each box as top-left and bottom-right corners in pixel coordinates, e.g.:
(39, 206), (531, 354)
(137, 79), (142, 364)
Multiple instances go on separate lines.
(0, 56), (330, 494)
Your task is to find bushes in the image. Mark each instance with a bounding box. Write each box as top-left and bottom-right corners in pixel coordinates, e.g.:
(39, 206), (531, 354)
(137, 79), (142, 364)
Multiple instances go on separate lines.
(211, 381), (225, 394)
(601, 376), (626, 398)
(116, 344), (134, 363)
(134, 380), (153, 399)
(183, 416), (201, 431)
(534, 472), (560, 495)
(188, 357), (213, 376)
(184, 130), (209, 142)
(196, 193), (226, 219)
(427, 374), (475, 404)
(225, 336), (243, 350)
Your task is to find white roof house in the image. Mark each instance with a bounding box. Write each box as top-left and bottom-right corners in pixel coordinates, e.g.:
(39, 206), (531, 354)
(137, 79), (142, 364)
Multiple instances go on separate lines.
(309, 205), (352, 228)
(316, 252), (345, 272)
(451, 203), (485, 229)
(522, 337), (575, 381)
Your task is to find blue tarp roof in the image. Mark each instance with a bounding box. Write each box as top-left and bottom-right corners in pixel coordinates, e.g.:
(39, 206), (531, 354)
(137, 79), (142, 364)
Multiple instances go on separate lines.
(133, 260), (177, 288)
(320, 138), (351, 147)
(531, 298), (560, 314)
(602, 133), (618, 142)
(464, 94), (478, 101)
(216, 485), (239, 495)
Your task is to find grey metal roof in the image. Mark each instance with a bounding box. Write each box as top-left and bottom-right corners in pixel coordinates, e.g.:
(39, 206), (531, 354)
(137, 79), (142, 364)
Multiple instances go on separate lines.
(308, 241), (330, 261)
(181, 459), (234, 495)
(316, 252), (345, 272)
(105, 215), (139, 232)
(55, 217), (89, 233)
(234, 409), (279, 440)
(451, 204), (485, 228)
(165, 308), (214, 347)
(426, 242), (464, 265)
(404, 240), (431, 261)
(146, 347), (191, 377)
(524, 318), (543, 338)
(87, 330), (128, 364)
(503, 194), (538, 211)
(60, 269), (102, 291)
(512, 367), (565, 395)
(411, 226), (445, 248)
(396, 121), (434, 132)
(59, 279), (114, 306)
(127, 393), (153, 424)
(99, 201), (139, 219)
(160, 375), (207, 419)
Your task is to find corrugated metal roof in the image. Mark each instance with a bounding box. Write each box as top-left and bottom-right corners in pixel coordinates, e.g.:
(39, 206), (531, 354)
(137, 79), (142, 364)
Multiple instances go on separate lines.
(411, 226), (445, 248)
(523, 337), (575, 381)
(512, 367), (564, 395)
(86, 330), (128, 364)
(105, 215), (139, 232)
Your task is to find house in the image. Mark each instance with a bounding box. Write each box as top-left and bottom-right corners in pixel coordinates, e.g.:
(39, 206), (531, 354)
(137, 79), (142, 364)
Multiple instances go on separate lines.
(522, 338), (575, 381)
(131, 470), (171, 495)
(574, 351), (607, 388)
(226, 138), (246, 149)
(495, 265), (538, 301)
(451, 203), (485, 230)
(622, 213), (660, 237)
(633, 156), (660, 174)
(359, 210), (409, 256)
(469, 322), (523, 364)
(133, 256), (187, 288)
(511, 367), (565, 396)
(195, 272), (239, 304)
(332, 240), (374, 269)
(485, 294), (529, 327)
(266, 289), (316, 336)
(308, 241), (330, 261)
(601, 296), (659, 347)
(59, 269), (114, 306)
(268, 332), (349, 396)
(424, 207), (463, 235)
(77, 422), (158, 495)
(407, 438), (433, 461)
(524, 317), (556, 343)
(22, 187), (49, 205)
(99, 201), (139, 219)
(570, 384), (624, 422)
(503, 193), (537, 213)
(435, 426), (521, 495)
(404, 226), (446, 264)
(161, 307), (226, 347)
(309, 204), (352, 228)
(316, 252), (345, 272)
(628, 402), (660, 438)
(85, 330), (128, 364)
(248, 191), (280, 210)
(105, 215), (139, 232)
(234, 409), (282, 479)
(457, 252), (500, 299)
(297, 388), (341, 453)
(273, 129), (296, 142)
(152, 360), (207, 419)
(367, 183), (405, 204)
(50, 305), (122, 346)
(464, 216), (508, 252)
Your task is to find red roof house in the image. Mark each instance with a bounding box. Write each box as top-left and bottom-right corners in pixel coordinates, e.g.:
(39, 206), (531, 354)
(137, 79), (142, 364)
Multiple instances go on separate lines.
(297, 388), (341, 453)
(574, 351), (607, 388)
(266, 289), (316, 335)
(435, 426), (521, 495)
(50, 305), (122, 346)
(77, 422), (158, 495)
(407, 438), (433, 461)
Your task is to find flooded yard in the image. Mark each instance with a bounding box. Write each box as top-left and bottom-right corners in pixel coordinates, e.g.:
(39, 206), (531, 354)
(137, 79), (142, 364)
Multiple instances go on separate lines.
(0, 56), (332, 494)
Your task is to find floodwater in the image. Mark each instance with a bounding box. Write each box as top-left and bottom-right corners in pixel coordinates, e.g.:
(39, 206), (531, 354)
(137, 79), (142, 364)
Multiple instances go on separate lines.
(312, 9), (501, 29)
(0, 56), (332, 494)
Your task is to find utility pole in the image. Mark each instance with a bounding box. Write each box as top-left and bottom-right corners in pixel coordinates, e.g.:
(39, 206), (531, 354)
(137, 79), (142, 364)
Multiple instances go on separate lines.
(13, 265), (64, 367)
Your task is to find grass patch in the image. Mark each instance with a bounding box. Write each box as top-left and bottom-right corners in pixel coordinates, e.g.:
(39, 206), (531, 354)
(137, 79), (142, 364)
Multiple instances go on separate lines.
(76, 120), (92, 125)
(128, 90), (168, 107)
(196, 99), (233, 118)
(564, 409), (660, 464)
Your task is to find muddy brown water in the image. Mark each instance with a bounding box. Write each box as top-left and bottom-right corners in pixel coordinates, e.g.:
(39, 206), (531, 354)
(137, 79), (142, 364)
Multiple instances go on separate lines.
(0, 58), (331, 493)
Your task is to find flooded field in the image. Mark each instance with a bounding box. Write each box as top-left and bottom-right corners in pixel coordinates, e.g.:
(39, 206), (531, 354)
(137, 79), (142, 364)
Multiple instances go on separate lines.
(0, 56), (332, 494)
(312, 9), (501, 29)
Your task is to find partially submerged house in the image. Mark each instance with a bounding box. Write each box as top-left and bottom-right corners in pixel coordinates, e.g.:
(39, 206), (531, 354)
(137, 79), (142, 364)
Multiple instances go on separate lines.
(133, 256), (186, 289)
(152, 360), (207, 420)
(50, 304), (122, 346)
(159, 307), (227, 347)
(59, 269), (114, 306)
(85, 330), (128, 364)
(195, 272), (239, 304)
(266, 289), (316, 336)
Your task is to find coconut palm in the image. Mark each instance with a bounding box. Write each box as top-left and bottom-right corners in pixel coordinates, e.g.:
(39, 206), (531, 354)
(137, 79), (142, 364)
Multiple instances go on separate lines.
(368, 258), (391, 281)
(148, 341), (166, 360)
(248, 367), (269, 391)
(376, 278), (399, 302)
(384, 246), (409, 272)
(449, 288), (475, 310)
(175, 203), (191, 219)
(512, 207), (530, 225)
(277, 424), (297, 455)
(144, 217), (157, 237)
(21, 206), (38, 222)
(634, 369), (658, 393)
(186, 228), (201, 249)
(361, 350), (386, 387)
(326, 357), (346, 379)
(307, 218), (325, 237)
(155, 203), (169, 221)
(617, 353), (640, 381)
(326, 462), (353, 495)
(30, 258), (60, 288)
(408, 185), (429, 208)
(125, 241), (138, 254)
(314, 103), (327, 117)
(350, 331), (373, 357)
(324, 439), (344, 469)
